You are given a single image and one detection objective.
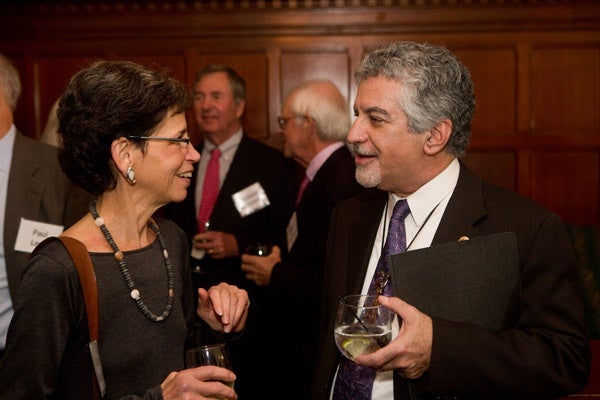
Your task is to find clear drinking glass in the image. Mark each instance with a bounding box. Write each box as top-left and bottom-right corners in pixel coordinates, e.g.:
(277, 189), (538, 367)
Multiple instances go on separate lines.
(334, 294), (393, 360)
(244, 242), (273, 256)
(185, 343), (234, 388)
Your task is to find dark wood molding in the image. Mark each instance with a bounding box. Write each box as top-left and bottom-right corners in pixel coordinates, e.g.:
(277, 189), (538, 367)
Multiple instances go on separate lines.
(1, 1), (599, 225)
(2, 1), (599, 41)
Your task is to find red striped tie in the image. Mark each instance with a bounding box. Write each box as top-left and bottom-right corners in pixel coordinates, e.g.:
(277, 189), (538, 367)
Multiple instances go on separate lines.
(295, 174), (310, 206)
(197, 148), (221, 232)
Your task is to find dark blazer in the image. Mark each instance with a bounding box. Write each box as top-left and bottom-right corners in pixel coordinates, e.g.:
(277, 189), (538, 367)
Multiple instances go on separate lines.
(312, 163), (590, 400)
(163, 134), (297, 400)
(4, 131), (90, 300)
(259, 145), (364, 400)
(163, 134), (297, 290)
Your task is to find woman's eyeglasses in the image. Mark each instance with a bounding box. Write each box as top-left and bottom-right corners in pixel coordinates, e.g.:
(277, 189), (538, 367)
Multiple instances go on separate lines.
(127, 135), (191, 148)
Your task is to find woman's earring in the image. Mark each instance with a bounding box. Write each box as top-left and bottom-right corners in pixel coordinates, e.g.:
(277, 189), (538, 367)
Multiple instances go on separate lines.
(126, 166), (136, 185)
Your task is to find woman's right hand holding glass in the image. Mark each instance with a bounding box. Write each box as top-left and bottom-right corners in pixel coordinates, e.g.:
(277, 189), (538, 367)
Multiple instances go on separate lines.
(160, 366), (237, 400)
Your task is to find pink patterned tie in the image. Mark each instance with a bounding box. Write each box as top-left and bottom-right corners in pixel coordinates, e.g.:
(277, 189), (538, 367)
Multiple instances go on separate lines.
(198, 148), (221, 232)
(296, 174), (310, 206)
(333, 199), (410, 400)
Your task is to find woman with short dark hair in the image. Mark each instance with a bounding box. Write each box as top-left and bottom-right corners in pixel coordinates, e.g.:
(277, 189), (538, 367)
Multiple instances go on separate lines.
(0, 60), (249, 400)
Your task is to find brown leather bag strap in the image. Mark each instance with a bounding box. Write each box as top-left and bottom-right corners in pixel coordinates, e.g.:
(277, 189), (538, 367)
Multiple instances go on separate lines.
(58, 236), (104, 400)
(59, 236), (98, 341)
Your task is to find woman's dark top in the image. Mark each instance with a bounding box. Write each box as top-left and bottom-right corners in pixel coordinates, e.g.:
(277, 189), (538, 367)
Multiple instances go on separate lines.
(0, 218), (206, 399)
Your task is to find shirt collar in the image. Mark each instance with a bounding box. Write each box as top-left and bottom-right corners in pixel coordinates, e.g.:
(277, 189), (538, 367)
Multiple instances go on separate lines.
(204, 128), (243, 155)
(389, 158), (460, 226)
(305, 142), (345, 181)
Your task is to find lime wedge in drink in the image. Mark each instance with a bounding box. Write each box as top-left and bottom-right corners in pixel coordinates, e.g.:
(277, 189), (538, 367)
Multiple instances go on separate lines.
(342, 337), (370, 358)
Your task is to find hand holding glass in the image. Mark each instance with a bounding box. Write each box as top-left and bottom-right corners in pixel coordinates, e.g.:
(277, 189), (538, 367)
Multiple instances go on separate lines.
(186, 343), (234, 388)
(245, 242), (272, 256)
(334, 295), (392, 360)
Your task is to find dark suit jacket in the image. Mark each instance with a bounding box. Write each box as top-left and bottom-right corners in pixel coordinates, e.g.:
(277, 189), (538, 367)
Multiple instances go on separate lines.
(4, 131), (90, 300)
(163, 134), (297, 399)
(259, 145), (364, 400)
(311, 163), (590, 400)
(163, 134), (297, 290)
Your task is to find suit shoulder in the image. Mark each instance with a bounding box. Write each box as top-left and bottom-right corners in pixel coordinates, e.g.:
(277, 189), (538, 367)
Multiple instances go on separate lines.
(241, 136), (285, 159)
(481, 179), (553, 221)
(335, 188), (383, 211)
(315, 150), (364, 201)
(16, 131), (59, 159)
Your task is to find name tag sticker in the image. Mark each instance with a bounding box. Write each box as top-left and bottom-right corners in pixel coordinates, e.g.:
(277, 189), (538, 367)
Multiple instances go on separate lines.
(231, 182), (270, 217)
(14, 218), (64, 253)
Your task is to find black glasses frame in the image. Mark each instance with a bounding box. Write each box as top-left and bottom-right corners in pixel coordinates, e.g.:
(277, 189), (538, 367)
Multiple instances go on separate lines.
(127, 135), (191, 146)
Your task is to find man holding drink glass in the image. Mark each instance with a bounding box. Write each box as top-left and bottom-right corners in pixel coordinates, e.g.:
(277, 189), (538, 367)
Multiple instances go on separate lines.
(312, 41), (589, 400)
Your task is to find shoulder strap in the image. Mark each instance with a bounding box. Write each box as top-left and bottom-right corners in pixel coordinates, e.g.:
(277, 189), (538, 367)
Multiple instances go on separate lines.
(58, 236), (105, 399)
(59, 236), (98, 341)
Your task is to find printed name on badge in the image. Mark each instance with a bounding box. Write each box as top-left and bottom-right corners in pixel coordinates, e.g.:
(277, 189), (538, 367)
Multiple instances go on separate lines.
(231, 182), (271, 217)
(15, 218), (64, 253)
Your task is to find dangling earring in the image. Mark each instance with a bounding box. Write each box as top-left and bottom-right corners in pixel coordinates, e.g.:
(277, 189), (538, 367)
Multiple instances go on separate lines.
(126, 166), (136, 185)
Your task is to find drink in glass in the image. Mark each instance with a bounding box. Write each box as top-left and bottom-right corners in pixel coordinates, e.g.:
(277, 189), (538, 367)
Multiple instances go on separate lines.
(334, 294), (392, 360)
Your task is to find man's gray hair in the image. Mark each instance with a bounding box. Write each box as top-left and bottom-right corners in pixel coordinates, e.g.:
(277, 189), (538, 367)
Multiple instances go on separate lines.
(0, 54), (22, 112)
(355, 42), (475, 157)
(286, 79), (350, 142)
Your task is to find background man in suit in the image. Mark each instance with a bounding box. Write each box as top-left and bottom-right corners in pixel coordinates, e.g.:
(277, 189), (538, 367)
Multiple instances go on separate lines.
(241, 79), (364, 399)
(311, 42), (590, 400)
(0, 54), (90, 358)
(163, 64), (296, 398)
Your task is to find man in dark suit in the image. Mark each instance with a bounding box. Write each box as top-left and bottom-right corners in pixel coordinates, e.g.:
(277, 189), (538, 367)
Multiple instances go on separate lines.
(241, 79), (364, 399)
(311, 42), (590, 400)
(164, 64), (296, 290)
(162, 64), (296, 398)
(0, 54), (90, 357)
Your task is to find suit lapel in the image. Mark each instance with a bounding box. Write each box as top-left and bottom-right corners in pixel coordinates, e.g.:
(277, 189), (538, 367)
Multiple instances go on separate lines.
(432, 163), (487, 245)
(347, 190), (387, 294)
(208, 136), (251, 226)
(4, 133), (44, 293)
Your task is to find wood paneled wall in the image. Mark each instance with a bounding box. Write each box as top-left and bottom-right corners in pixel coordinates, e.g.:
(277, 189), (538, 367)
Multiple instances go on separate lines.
(1, 0), (599, 225)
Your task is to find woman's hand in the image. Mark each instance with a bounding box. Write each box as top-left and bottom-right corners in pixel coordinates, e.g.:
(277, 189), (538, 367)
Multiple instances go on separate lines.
(161, 365), (237, 399)
(197, 283), (249, 333)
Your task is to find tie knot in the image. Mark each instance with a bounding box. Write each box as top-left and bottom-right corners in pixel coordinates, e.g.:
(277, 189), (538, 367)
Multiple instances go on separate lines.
(391, 199), (410, 222)
(210, 148), (221, 158)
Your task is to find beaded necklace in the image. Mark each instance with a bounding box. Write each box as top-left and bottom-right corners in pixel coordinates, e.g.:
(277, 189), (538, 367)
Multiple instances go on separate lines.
(89, 200), (174, 322)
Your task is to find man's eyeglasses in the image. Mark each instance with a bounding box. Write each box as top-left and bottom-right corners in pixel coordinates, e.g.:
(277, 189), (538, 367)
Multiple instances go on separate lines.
(127, 135), (191, 148)
(276, 115), (305, 129)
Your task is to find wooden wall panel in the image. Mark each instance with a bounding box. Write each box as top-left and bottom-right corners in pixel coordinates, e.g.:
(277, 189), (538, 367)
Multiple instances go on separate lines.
(462, 151), (517, 192)
(1, 1), (599, 225)
(530, 151), (600, 224)
(114, 55), (187, 83)
(531, 46), (600, 136)
(280, 51), (351, 106)
(454, 48), (517, 137)
(37, 56), (103, 138)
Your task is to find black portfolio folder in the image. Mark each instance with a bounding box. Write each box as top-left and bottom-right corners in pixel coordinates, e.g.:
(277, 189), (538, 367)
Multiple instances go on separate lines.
(389, 232), (520, 330)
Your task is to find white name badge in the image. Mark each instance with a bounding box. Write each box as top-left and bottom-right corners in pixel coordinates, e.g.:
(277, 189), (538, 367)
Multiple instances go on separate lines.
(286, 212), (298, 252)
(14, 218), (64, 253)
(191, 247), (206, 260)
(231, 182), (270, 217)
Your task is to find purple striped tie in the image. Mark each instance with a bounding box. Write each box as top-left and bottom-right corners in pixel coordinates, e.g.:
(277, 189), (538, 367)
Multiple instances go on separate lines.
(333, 199), (410, 400)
